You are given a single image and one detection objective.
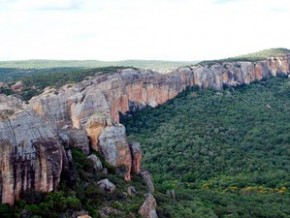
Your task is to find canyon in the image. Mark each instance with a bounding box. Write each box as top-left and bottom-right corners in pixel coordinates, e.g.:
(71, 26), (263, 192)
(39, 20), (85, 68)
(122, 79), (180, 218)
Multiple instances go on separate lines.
(0, 54), (289, 206)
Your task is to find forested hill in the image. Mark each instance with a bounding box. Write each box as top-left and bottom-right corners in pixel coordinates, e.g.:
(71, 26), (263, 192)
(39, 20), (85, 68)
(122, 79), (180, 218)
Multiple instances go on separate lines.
(0, 59), (196, 81)
(199, 48), (290, 66)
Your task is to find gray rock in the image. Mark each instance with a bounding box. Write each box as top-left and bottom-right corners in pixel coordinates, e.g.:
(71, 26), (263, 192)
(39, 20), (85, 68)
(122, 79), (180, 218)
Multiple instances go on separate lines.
(139, 193), (158, 218)
(99, 124), (132, 180)
(97, 179), (116, 193)
(87, 154), (103, 171)
(99, 206), (122, 218)
(62, 129), (90, 155)
(127, 186), (136, 196)
(140, 171), (155, 193)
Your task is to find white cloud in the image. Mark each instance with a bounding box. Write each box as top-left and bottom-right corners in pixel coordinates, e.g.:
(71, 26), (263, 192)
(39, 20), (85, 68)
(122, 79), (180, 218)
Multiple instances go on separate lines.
(0, 0), (290, 61)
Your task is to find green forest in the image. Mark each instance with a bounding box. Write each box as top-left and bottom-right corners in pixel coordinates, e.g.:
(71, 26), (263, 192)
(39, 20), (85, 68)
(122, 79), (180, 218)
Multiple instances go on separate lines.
(123, 77), (290, 217)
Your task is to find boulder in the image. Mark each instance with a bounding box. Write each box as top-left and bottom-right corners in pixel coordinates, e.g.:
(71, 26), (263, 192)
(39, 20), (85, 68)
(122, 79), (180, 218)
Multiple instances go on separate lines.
(99, 206), (122, 218)
(72, 210), (91, 218)
(97, 179), (116, 193)
(138, 193), (158, 218)
(127, 186), (136, 196)
(87, 154), (103, 171)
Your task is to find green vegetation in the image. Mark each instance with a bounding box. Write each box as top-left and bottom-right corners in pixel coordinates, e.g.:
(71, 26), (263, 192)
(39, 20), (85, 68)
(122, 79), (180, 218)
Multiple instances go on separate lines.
(0, 148), (150, 218)
(0, 59), (196, 73)
(199, 48), (290, 66)
(123, 77), (290, 217)
(1, 66), (128, 101)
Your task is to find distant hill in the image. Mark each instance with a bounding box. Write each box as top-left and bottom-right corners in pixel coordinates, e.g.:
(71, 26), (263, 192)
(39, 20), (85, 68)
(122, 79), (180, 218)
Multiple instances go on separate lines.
(199, 48), (290, 66)
(0, 59), (196, 71)
(0, 59), (197, 83)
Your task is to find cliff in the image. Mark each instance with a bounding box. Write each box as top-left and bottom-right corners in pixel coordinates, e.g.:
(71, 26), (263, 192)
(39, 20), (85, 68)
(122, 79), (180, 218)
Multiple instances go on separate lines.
(0, 54), (289, 205)
(30, 55), (290, 124)
(0, 95), (67, 205)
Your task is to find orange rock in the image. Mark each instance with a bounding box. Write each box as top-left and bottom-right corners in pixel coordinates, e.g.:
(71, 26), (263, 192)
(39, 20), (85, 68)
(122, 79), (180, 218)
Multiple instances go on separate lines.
(130, 142), (142, 175)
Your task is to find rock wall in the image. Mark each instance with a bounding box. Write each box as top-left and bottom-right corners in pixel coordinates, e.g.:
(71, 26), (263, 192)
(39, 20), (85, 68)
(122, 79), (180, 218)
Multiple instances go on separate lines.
(0, 95), (66, 205)
(29, 55), (290, 126)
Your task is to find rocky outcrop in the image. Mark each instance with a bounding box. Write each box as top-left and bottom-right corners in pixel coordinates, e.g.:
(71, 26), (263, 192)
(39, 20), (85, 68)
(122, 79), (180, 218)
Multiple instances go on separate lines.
(130, 142), (142, 174)
(85, 113), (112, 151)
(99, 206), (122, 218)
(0, 95), (66, 205)
(140, 171), (155, 193)
(99, 124), (132, 180)
(11, 81), (24, 92)
(72, 211), (92, 218)
(127, 186), (136, 196)
(87, 154), (103, 171)
(97, 179), (116, 193)
(139, 193), (158, 218)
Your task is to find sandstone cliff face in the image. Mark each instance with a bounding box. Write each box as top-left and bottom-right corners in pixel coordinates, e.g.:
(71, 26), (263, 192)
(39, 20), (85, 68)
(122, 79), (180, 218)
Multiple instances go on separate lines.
(0, 95), (66, 205)
(1, 55), (289, 205)
(30, 56), (290, 127)
(27, 55), (290, 182)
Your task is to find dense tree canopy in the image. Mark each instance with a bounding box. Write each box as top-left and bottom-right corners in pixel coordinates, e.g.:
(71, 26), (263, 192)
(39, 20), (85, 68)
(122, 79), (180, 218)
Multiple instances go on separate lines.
(124, 77), (290, 217)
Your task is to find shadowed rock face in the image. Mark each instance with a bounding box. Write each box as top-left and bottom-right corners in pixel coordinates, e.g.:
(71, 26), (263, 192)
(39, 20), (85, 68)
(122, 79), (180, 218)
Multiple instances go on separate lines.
(0, 95), (66, 205)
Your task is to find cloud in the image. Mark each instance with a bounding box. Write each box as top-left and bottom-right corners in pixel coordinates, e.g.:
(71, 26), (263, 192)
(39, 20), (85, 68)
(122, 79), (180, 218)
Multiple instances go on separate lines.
(1, 0), (84, 11)
(0, 0), (290, 61)
(36, 0), (83, 11)
(214, 0), (239, 4)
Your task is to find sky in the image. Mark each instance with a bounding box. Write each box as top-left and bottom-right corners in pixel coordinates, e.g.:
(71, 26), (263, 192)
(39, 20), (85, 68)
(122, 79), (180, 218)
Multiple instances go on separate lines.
(0, 0), (290, 61)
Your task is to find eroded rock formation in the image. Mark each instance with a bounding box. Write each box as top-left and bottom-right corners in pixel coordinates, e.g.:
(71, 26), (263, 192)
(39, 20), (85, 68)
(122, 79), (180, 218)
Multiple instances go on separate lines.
(0, 95), (66, 205)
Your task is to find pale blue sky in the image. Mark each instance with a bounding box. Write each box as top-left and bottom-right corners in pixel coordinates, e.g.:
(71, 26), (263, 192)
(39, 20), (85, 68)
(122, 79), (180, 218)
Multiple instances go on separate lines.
(0, 0), (289, 61)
